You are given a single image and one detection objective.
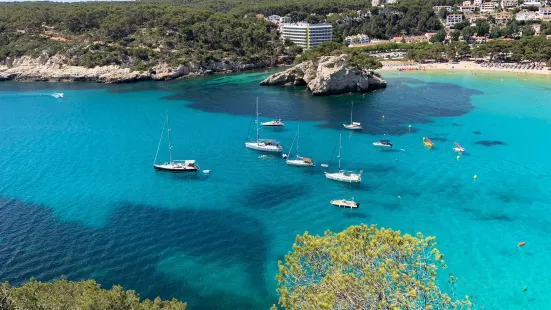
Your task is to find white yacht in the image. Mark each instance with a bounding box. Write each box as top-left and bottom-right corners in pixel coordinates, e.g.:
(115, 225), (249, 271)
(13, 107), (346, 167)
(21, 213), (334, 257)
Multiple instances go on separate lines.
(373, 140), (392, 148)
(153, 112), (199, 173)
(330, 198), (359, 208)
(52, 92), (64, 98)
(324, 134), (362, 183)
(343, 102), (362, 130)
(261, 118), (285, 127)
(245, 98), (283, 153)
(453, 142), (465, 153)
(286, 124), (314, 167)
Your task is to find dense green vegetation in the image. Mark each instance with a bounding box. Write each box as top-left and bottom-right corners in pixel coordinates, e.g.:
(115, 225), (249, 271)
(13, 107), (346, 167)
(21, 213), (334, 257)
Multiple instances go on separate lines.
(0, 278), (186, 310)
(275, 224), (473, 309)
(0, 2), (292, 69)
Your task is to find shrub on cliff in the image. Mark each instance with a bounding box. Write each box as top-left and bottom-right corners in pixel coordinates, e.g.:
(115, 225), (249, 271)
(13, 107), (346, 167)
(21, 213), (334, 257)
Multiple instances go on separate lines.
(275, 224), (474, 309)
(0, 278), (187, 310)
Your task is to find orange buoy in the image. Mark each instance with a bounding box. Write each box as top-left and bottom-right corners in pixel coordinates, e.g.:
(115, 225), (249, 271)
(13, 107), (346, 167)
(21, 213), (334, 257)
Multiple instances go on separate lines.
(518, 241), (526, 247)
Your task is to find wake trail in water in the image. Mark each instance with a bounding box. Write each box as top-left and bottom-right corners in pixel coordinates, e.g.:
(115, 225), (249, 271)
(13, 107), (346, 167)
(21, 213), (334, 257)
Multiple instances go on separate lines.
(0, 92), (64, 99)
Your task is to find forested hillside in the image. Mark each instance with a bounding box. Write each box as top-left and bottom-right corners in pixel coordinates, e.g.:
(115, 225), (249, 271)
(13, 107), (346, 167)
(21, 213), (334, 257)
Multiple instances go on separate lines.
(0, 3), (291, 70)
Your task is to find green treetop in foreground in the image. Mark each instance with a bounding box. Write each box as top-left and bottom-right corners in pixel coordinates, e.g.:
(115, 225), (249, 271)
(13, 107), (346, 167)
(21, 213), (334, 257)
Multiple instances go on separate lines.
(0, 278), (186, 310)
(275, 224), (474, 310)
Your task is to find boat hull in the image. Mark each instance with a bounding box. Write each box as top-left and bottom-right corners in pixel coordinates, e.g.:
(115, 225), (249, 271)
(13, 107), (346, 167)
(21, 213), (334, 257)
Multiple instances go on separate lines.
(330, 200), (359, 208)
(245, 142), (282, 152)
(343, 124), (362, 130)
(286, 159), (314, 167)
(453, 147), (465, 153)
(153, 165), (199, 173)
(262, 124), (285, 127)
(325, 172), (361, 183)
(373, 143), (392, 148)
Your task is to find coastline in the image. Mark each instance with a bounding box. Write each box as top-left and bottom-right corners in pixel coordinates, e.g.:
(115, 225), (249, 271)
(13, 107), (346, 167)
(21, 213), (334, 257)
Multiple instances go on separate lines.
(378, 60), (551, 78)
(0, 55), (282, 84)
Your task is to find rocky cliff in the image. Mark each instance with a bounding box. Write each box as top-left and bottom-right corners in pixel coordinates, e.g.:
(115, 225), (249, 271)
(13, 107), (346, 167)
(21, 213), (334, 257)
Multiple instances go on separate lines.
(259, 55), (386, 95)
(0, 54), (268, 83)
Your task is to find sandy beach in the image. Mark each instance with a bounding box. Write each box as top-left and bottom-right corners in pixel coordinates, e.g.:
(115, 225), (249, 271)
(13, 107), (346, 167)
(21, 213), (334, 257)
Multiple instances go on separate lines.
(379, 60), (551, 77)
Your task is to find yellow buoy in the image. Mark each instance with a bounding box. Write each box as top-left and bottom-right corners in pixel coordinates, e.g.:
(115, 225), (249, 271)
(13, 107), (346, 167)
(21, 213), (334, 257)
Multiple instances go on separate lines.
(473, 175), (478, 180)
(457, 155), (460, 160)
(382, 115), (385, 119)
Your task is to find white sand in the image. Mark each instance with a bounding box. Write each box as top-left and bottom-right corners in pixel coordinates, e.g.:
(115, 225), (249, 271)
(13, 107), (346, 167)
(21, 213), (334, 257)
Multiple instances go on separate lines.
(379, 60), (551, 77)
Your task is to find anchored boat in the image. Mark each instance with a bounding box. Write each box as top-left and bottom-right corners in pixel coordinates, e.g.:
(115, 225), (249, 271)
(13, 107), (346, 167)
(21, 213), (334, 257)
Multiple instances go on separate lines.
(245, 98), (283, 153)
(343, 102), (362, 130)
(453, 142), (465, 153)
(423, 137), (434, 148)
(286, 124), (314, 167)
(373, 140), (392, 148)
(330, 198), (359, 208)
(324, 134), (362, 183)
(153, 112), (200, 173)
(261, 118), (285, 127)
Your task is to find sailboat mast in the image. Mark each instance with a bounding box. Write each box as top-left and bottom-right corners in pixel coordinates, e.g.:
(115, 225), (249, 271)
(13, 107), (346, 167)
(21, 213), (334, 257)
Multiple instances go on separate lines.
(350, 102), (353, 123)
(166, 112), (173, 164)
(296, 124), (300, 157)
(256, 97), (259, 143)
(338, 133), (342, 170)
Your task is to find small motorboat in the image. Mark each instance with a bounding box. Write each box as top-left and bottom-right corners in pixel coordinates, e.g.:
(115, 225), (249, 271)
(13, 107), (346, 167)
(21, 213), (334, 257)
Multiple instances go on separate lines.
(453, 142), (465, 153)
(52, 92), (64, 98)
(343, 122), (363, 130)
(373, 140), (392, 148)
(330, 198), (359, 208)
(203, 170), (211, 174)
(261, 119), (285, 127)
(423, 137), (434, 148)
(321, 164), (329, 168)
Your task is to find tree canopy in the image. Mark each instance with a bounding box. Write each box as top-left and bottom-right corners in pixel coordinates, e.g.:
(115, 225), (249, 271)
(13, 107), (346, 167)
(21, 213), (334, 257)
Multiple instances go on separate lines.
(276, 224), (473, 309)
(0, 278), (186, 310)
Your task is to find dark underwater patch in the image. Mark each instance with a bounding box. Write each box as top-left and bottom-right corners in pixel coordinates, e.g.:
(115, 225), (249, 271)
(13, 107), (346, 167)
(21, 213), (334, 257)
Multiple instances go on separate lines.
(431, 137), (448, 142)
(452, 123), (463, 127)
(239, 184), (308, 209)
(155, 76), (481, 136)
(476, 140), (507, 146)
(0, 197), (271, 310)
(342, 212), (369, 219)
(473, 131), (482, 135)
(458, 205), (514, 222)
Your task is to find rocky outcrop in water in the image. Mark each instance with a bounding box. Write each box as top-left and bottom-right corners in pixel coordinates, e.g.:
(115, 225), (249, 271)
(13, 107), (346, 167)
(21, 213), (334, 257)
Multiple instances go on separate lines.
(259, 55), (386, 96)
(0, 54), (269, 83)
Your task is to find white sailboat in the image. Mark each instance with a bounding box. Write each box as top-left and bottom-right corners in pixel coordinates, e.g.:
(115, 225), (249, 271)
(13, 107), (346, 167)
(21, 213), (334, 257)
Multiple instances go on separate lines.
(153, 112), (199, 173)
(325, 134), (362, 183)
(286, 124), (314, 167)
(245, 98), (283, 153)
(343, 102), (362, 130)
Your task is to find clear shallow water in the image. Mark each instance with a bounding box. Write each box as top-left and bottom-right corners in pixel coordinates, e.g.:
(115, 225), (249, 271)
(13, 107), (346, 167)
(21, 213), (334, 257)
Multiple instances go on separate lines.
(0, 71), (550, 309)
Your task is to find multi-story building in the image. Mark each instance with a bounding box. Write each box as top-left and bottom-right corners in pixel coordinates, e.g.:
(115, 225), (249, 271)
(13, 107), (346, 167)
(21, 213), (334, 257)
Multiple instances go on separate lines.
(480, 1), (497, 13)
(494, 12), (512, 24)
(280, 23), (333, 49)
(473, 0), (483, 4)
(463, 0), (472, 5)
(268, 15), (281, 23)
(371, 0), (381, 6)
(516, 10), (540, 21)
(539, 7), (551, 20)
(345, 34), (370, 45)
(280, 16), (291, 23)
(522, 0), (542, 6)
(433, 5), (452, 12)
(501, 0), (518, 8)
(446, 14), (464, 26)
(460, 5), (478, 12)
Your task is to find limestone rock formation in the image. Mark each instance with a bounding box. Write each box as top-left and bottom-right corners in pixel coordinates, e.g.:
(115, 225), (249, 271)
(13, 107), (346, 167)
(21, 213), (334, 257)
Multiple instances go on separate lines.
(0, 54), (268, 83)
(260, 55), (387, 95)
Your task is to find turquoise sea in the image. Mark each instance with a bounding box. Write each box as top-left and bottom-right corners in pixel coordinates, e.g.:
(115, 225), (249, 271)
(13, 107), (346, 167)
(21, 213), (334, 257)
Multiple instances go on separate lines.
(0, 70), (550, 309)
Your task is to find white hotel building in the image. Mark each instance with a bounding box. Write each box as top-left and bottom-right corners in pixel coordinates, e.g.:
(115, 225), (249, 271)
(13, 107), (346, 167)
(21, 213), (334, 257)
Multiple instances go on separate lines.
(280, 23), (333, 49)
